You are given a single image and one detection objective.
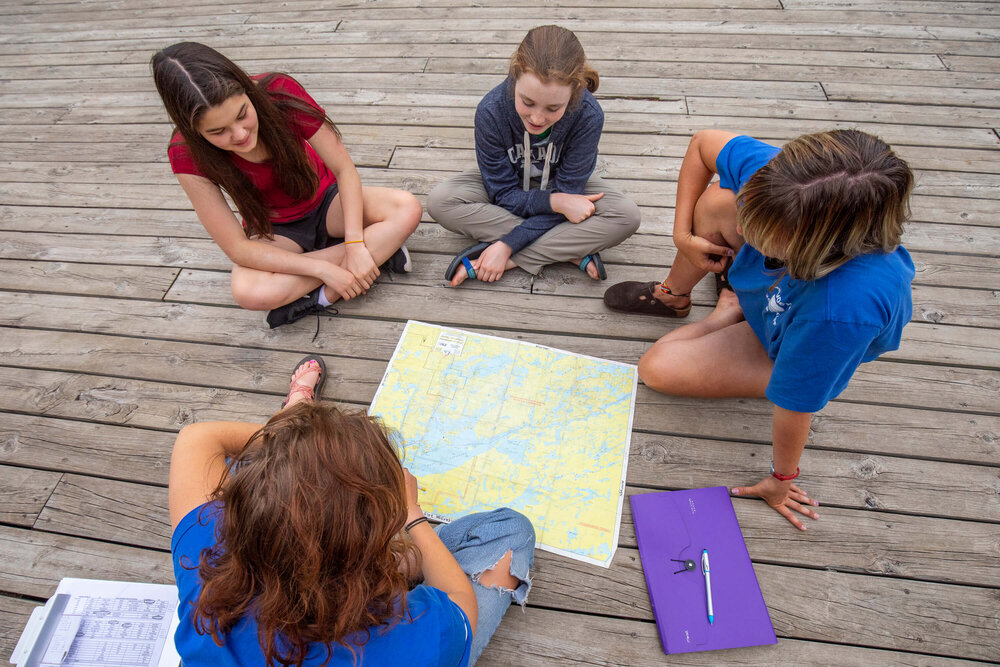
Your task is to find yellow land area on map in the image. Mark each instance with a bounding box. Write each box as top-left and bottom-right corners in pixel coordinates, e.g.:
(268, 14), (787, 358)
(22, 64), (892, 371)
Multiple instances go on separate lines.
(369, 321), (637, 566)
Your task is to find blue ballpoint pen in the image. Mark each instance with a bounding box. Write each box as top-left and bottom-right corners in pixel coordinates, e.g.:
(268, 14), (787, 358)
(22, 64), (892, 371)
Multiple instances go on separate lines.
(702, 549), (714, 624)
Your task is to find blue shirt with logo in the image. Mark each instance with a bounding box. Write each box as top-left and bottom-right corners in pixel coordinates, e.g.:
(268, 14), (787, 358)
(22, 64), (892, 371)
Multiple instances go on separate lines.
(718, 135), (915, 413)
(171, 502), (472, 667)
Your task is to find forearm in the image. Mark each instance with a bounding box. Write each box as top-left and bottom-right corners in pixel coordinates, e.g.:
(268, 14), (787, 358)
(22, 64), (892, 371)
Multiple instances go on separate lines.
(771, 406), (812, 475)
(227, 237), (332, 281)
(408, 521), (478, 634)
(334, 165), (365, 242)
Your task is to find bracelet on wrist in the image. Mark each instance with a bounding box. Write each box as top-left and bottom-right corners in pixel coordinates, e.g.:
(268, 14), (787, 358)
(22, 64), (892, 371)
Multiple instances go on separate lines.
(344, 239), (364, 245)
(770, 460), (800, 481)
(404, 516), (429, 532)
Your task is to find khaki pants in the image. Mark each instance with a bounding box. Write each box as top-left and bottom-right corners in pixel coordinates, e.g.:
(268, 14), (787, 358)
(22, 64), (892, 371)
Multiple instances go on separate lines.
(427, 170), (641, 275)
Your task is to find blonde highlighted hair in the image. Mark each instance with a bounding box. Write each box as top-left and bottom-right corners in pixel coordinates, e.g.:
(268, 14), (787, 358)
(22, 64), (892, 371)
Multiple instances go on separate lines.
(509, 25), (599, 106)
(737, 129), (913, 281)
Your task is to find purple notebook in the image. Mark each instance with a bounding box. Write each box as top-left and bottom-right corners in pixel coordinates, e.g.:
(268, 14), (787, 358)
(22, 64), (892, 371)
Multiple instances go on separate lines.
(630, 486), (776, 655)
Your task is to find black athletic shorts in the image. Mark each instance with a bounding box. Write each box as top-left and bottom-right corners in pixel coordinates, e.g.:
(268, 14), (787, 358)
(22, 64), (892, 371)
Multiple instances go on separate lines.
(270, 184), (342, 252)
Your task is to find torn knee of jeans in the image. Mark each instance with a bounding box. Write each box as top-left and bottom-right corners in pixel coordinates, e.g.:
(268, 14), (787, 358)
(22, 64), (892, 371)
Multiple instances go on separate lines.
(472, 555), (533, 608)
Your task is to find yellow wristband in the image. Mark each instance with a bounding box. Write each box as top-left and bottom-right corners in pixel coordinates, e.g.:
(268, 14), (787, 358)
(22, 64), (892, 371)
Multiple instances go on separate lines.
(344, 239), (364, 244)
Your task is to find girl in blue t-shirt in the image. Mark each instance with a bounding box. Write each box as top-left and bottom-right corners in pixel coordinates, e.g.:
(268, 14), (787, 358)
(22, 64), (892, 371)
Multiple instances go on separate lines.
(169, 356), (534, 666)
(604, 129), (914, 530)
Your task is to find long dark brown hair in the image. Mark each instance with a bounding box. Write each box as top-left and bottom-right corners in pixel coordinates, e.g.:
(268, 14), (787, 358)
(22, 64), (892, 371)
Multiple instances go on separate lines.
(738, 129), (913, 281)
(151, 42), (339, 239)
(509, 25), (599, 107)
(192, 402), (419, 667)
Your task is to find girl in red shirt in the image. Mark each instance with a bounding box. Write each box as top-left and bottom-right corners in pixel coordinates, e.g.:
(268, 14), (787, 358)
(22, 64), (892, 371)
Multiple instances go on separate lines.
(152, 42), (421, 327)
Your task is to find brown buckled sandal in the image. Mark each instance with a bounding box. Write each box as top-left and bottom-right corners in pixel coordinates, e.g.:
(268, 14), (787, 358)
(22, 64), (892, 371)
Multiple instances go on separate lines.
(603, 281), (691, 318)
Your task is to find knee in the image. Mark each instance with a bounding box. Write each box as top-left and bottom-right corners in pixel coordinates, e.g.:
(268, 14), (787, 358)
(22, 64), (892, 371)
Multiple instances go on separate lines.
(232, 286), (276, 311)
(426, 181), (452, 223)
(597, 196), (641, 243)
(231, 275), (283, 311)
(619, 198), (642, 236)
(503, 508), (536, 545)
(638, 343), (682, 395)
(393, 190), (423, 234)
(693, 184), (738, 241)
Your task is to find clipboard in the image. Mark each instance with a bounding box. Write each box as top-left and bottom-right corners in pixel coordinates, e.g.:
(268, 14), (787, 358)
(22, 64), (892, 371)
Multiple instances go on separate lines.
(630, 486), (777, 655)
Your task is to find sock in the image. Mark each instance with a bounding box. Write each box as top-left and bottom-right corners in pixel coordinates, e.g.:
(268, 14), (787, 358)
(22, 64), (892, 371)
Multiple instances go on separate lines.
(317, 287), (332, 307)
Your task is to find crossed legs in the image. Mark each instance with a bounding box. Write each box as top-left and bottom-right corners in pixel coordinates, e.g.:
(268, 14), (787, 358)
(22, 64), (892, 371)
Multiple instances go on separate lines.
(231, 187), (421, 310)
(638, 182), (774, 397)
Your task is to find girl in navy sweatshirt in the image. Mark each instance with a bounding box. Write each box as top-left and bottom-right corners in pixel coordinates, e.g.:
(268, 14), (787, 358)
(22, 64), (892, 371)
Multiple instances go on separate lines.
(428, 25), (640, 286)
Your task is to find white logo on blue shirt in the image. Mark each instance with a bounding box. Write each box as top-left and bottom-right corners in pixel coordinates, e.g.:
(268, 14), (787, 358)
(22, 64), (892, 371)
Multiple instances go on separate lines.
(766, 286), (790, 326)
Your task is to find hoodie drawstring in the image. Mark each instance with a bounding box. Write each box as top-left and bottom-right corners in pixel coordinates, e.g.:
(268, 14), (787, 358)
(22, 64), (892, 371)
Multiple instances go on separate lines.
(523, 131), (554, 191)
(522, 130), (530, 191)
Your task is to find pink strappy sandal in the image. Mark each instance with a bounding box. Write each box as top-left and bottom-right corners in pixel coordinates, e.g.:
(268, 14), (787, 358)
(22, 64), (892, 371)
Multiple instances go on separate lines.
(281, 354), (328, 408)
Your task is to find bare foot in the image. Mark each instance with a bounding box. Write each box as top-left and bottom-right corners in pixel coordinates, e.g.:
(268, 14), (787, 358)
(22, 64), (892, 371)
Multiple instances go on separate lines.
(703, 288), (743, 328)
(449, 263), (473, 287)
(571, 257), (601, 280)
(283, 359), (323, 408)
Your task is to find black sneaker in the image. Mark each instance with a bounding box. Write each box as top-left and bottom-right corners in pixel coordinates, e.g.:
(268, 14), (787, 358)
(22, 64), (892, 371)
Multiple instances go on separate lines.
(379, 245), (412, 274)
(266, 287), (333, 329)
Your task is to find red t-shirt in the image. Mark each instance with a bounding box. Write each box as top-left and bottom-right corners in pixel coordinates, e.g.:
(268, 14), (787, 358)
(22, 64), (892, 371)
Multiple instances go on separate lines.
(167, 74), (337, 223)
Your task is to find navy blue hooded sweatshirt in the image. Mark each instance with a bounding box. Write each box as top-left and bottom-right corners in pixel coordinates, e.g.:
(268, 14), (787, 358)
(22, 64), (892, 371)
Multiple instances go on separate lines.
(474, 77), (604, 254)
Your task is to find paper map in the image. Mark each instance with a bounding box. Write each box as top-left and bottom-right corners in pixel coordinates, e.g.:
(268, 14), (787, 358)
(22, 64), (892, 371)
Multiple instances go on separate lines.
(369, 321), (637, 567)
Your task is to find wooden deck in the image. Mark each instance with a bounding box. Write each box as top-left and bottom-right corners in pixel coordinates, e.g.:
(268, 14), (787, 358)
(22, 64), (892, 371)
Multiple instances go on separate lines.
(1, 0), (999, 664)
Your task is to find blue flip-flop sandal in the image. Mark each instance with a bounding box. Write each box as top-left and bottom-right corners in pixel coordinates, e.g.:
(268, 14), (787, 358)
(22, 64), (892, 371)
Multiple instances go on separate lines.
(579, 253), (607, 280)
(445, 242), (491, 282)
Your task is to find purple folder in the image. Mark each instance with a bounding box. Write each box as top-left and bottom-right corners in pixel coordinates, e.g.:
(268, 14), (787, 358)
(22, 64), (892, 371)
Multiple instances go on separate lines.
(631, 486), (776, 655)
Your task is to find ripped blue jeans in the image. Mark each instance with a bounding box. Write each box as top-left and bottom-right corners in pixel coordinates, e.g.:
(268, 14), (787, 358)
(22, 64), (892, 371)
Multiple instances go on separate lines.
(436, 508), (535, 665)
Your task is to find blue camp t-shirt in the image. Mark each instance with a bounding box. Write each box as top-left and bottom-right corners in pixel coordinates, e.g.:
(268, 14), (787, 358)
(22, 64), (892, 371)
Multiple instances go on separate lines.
(718, 135), (915, 413)
(171, 503), (472, 667)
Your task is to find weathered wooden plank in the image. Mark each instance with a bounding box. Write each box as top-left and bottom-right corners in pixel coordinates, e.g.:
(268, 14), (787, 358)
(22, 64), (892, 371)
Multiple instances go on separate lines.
(0, 42), (950, 71)
(0, 525), (173, 599)
(480, 607), (989, 666)
(0, 367), (279, 432)
(824, 81), (1000, 107)
(780, 0), (1000, 13)
(1, 26), (995, 58)
(0, 328), (383, 405)
(0, 413), (173, 486)
(0, 206), (208, 237)
(0, 465), (60, 527)
(685, 95), (1000, 129)
(0, 259), (178, 299)
(36, 475), (171, 549)
(940, 54), (1000, 73)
